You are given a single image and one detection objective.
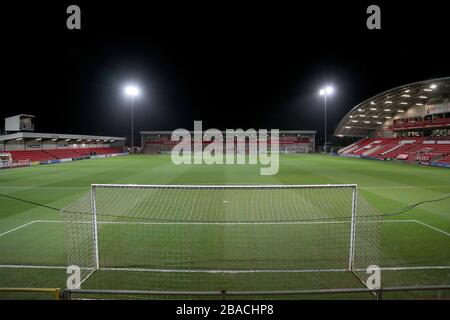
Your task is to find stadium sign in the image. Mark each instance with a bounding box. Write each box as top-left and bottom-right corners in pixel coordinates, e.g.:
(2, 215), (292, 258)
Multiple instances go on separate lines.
(171, 121), (280, 175)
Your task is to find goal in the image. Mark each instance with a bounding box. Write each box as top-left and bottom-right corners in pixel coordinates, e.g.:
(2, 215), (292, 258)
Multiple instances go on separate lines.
(62, 184), (381, 297)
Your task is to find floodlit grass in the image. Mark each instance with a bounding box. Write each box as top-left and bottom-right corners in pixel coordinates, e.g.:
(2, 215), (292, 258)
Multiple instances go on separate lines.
(0, 154), (449, 299)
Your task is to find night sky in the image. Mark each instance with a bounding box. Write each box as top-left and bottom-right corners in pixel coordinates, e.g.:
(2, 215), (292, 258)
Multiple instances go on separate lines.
(2, 1), (449, 144)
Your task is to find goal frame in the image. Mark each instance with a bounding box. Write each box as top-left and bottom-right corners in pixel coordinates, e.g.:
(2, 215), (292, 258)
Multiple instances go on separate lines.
(88, 183), (359, 277)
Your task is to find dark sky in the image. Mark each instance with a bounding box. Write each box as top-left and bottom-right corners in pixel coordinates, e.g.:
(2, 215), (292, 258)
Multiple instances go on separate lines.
(2, 1), (449, 144)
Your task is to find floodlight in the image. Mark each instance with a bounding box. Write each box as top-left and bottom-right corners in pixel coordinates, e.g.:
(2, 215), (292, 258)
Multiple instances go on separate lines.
(124, 85), (140, 97)
(123, 83), (141, 153)
(318, 84), (336, 153)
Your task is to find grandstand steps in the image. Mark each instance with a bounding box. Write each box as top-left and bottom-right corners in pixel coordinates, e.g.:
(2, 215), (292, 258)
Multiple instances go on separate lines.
(7, 148), (122, 162)
(362, 145), (383, 156)
(340, 137), (450, 166)
(338, 143), (358, 155)
(382, 141), (421, 159)
(367, 143), (398, 158)
(351, 139), (381, 155)
(381, 144), (404, 156)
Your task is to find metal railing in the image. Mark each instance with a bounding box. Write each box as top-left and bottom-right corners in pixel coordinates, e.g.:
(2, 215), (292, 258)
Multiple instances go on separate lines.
(62, 285), (450, 300)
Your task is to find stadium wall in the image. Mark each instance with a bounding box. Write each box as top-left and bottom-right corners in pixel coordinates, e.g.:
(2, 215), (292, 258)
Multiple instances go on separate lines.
(0, 151), (129, 170)
(140, 130), (316, 154)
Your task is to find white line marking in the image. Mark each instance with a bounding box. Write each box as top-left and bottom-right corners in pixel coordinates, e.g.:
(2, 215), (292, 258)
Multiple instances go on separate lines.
(0, 264), (449, 273)
(0, 186), (88, 189)
(377, 266), (450, 271)
(0, 185), (449, 190)
(101, 267), (348, 274)
(379, 220), (417, 223)
(0, 221), (37, 237)
(1, 219), (448, 242)
(0, 264), (68, 270)
(413, 220), (450, 237)
(360, 186), (450, 190)
(4, 219), (354, 227)
(0, 219), (352, 238)
(104, 266), (450, 273)
(22, 219), (423, 226)
(0, 219), (440, 238)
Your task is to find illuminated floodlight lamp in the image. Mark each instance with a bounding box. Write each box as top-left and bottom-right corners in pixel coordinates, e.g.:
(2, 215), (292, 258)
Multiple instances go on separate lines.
(124, 85), (140, 97)
(319, 86), (334, 96)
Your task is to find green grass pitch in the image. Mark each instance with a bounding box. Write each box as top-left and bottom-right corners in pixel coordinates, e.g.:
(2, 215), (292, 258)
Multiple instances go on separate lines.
(0, 154), (449, 299)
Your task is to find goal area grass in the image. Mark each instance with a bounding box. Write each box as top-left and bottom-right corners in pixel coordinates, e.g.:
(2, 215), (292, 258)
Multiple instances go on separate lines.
(0, 154), (449, 299)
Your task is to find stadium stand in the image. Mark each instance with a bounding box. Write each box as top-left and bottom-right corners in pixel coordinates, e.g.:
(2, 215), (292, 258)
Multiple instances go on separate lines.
(6, 147), (124, 162)
(45, 149), (83, 159)
(74, 147), (122, 156)
(338, 137), (450, 164)
(0, 115), (127, 168)
(335, 77), (450, 167)
(140, 131), (317, 154)
(8, 150), (55, 162)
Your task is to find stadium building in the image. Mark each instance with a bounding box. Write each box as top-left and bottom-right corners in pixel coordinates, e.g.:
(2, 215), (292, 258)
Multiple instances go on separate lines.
(335, 77), (450, 167)
(0, 114), (126, 168)
(140, 130), (316, 154)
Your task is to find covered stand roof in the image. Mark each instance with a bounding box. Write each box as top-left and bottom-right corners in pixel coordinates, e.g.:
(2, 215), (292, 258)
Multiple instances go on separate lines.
(334, 77), (450, 137)
(0, 132), (126, 142)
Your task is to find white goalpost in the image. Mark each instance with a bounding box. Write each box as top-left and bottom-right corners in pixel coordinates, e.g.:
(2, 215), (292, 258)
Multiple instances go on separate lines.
(62, 184), (380, 296)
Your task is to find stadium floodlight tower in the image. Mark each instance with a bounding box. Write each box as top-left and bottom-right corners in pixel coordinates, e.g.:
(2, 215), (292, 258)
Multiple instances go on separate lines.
(124, 85), (140, 153)
(319, 85), (334, 153)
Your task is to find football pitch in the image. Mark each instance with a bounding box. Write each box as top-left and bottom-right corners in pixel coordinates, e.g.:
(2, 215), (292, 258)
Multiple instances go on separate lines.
(0, 154), (449, 299)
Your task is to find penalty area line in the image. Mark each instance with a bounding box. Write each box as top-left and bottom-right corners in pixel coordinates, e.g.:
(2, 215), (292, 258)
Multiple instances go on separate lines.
(1, 219), (447, 238)
(0, 221), (38, 237)
(413, 220), (450, 237)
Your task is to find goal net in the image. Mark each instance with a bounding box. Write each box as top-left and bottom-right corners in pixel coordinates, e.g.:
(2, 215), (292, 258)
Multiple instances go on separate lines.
(62, 184), (381, 297)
